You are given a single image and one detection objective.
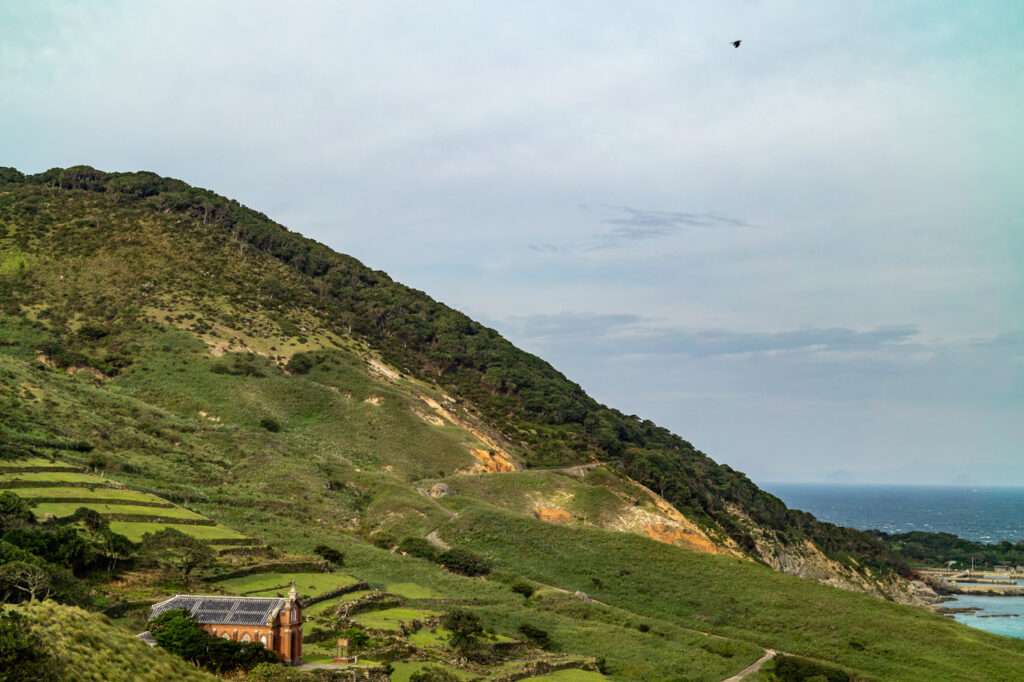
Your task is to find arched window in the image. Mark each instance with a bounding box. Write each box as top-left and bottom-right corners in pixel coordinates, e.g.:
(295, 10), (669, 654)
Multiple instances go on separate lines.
(221, 633), (230, 640)
(241, 633), (251, 643)
(260, 635), (268, 646)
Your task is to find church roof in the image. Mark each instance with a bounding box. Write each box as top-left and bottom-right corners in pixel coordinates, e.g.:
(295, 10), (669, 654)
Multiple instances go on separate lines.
(150, 594), (289, 626)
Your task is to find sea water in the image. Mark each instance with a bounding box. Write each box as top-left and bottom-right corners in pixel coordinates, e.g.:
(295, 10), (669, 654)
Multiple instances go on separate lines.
(761, 483), (1024, 639)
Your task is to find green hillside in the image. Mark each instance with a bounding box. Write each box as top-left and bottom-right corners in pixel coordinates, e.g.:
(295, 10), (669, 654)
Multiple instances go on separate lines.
(5, 600), (217, 681)
(1, 167), (1023, 680)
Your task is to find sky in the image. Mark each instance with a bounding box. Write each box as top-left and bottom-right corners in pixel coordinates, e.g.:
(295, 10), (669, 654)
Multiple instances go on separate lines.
(2, 1), (1022, 485)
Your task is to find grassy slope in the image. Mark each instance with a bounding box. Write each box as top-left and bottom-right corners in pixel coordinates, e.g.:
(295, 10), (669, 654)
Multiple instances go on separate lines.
(12, 600), (217, 682)
(444, 505), (1024, 682)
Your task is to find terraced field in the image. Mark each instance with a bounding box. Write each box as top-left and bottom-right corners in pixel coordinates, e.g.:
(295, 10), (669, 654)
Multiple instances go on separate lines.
(214, 572), (359, 598)
(0, 459), (251, 544)
(351, 607), (442, 631)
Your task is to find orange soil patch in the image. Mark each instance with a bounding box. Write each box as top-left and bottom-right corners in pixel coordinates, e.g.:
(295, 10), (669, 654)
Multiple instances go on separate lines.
(643, 524), (728, 555)
(418, 396), (519, 471)
(535, 508), (572, 524)
(469, 448), (517, 473)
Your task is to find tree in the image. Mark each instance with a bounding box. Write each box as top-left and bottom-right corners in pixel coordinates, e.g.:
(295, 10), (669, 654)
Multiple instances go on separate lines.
(0, 561), (52, 602)
(150, 608), (276, 673)
(0, 491), (35, 534)
(441, 610), (483, 653)
(140, 527), (214, 579)
(149, 609), (207, 661)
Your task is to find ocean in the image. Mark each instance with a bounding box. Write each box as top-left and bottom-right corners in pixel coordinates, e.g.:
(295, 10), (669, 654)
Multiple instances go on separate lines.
(761, 483), (1024, 639)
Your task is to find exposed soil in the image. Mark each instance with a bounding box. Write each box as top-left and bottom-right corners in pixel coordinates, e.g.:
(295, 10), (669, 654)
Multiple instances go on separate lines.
(534, 508), (573, 524)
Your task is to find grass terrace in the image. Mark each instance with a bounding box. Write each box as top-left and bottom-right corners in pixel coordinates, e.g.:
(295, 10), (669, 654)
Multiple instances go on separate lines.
(522, 670), (607, 682)
(351, 607), (441, 632)
(29, 502), (209, 520)
(214, 572), (359, 598)
(14, 487), (172, 504)
(389, 662), (475, 682)
(305, 590), (375, 615)
(0, 458), (252, 544)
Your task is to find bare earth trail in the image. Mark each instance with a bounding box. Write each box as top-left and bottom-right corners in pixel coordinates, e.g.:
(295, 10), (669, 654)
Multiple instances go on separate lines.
(721, 649), (775, 682)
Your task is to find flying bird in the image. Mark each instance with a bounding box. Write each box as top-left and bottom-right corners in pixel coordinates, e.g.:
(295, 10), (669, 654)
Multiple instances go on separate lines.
(731, 40), (741, 48)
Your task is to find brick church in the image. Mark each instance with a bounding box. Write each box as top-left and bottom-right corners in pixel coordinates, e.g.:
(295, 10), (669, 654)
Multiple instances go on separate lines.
(143, 583), (303, 663)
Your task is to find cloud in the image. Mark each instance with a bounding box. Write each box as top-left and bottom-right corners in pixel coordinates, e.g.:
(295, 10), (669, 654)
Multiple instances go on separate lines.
(589, 205), (750, 250)
(528, 205), (750, 253)
(500, 312), (919, 358)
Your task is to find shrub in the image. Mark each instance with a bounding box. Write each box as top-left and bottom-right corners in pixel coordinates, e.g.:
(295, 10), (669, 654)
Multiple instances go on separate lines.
(510, 580), (535, 599)
(259, 418), (281, 433)
(437, 548), (490, 576)
(313, 545), (344, 566)
(441, 610), (483, 652)
(77, 324), (109, 341)
(285, 353), (314, 375)
(517, 623), (552, 649)
(370, 532), (396, 550)
(397, 536), (437, 561)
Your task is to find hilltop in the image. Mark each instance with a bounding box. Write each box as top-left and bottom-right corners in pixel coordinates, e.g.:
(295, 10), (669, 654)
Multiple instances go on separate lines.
(1, 166), (1023, 681)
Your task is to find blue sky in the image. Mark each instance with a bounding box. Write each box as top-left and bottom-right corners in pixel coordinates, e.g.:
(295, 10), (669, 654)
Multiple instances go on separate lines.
(2, 1), (1022, 484)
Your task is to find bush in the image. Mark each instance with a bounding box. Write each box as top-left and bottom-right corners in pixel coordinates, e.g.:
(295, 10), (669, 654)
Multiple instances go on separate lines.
(437, 548), (490, 576)
(77, 324), (109, 341)
(510, 580), (535, 599)
(517, 623), (552, 649)
(370, 532), (396, 550)
(259, 418), (281, 433)
(441, 610), (483, 652)
(397, 537), (437, 561)
(285, 353), (314, 375)
(313, 545), (344, 566)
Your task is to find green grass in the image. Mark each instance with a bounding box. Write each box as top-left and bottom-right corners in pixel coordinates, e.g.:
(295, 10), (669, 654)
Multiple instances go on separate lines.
(445, 505), (1024, 682)
(13, 600), (217, 681)
(0, 471), (111, 484)
(214, 572), (358, 597)
(407, 627), (451, 646)
(305, 590), (375, 615)
(13, 487), (171, 503)
(521, 670), (607, 682)
(29, 502), (208, 520)
(0, 457), (66, 468)
(385, 582), (436, 599)
(351, 607), (441, 631)
(389, 662), (475, 682)
(107, 521), (246, 542)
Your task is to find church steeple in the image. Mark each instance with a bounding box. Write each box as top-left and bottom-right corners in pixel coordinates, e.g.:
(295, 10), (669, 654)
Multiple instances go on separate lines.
(287, 579), (298, 602)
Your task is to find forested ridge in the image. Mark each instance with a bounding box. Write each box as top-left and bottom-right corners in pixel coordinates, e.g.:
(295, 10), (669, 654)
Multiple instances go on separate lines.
(0, 165), (907, 576)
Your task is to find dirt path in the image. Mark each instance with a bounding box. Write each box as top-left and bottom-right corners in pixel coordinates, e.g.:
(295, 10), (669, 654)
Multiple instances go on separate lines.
(415, 488), (458, 520)
(721, 649), (775, 682)
(426, 529), (450, 550)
